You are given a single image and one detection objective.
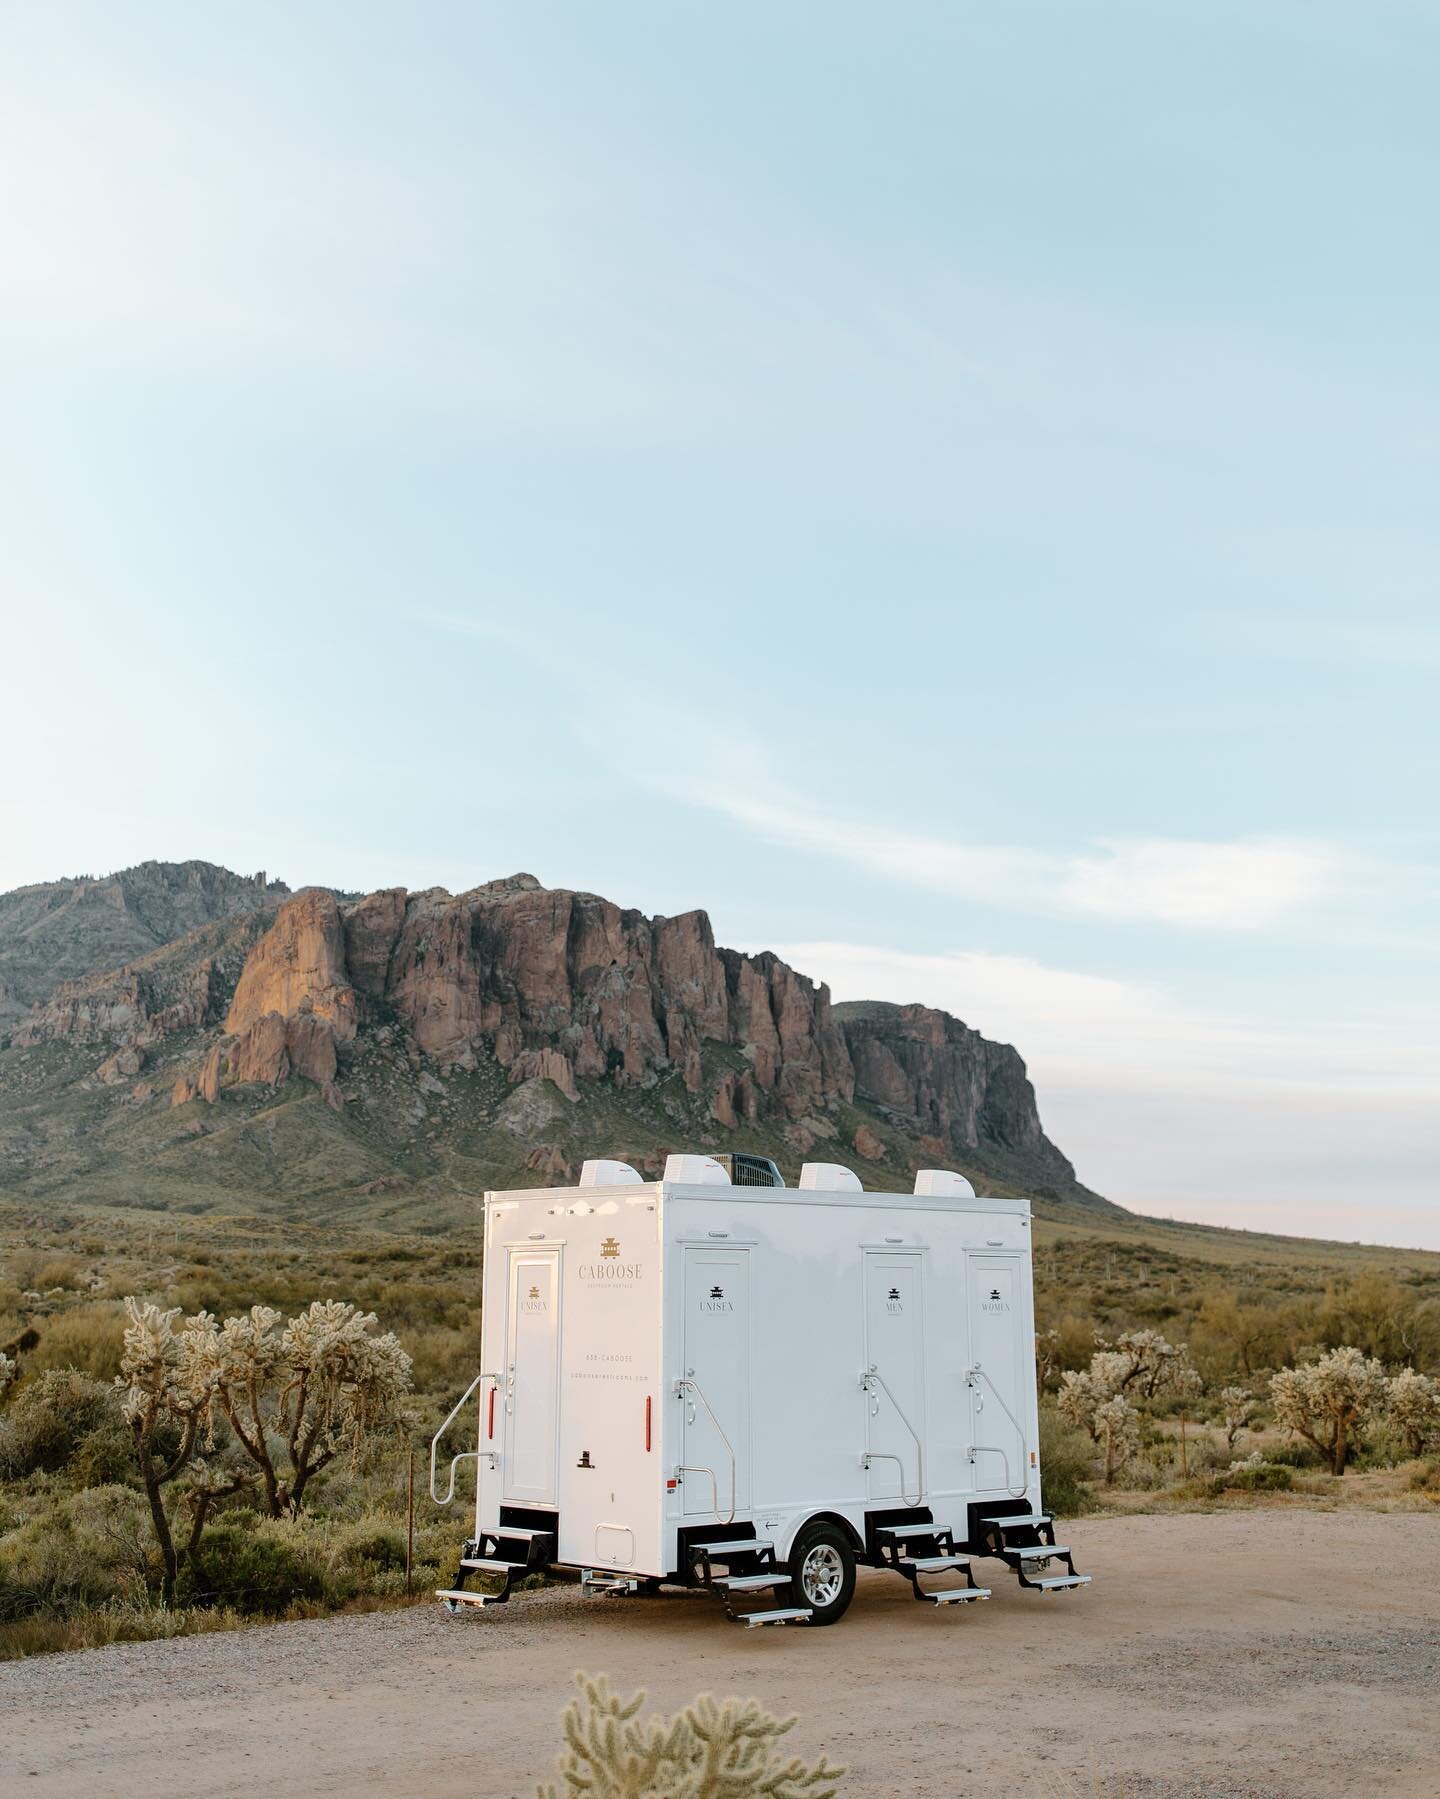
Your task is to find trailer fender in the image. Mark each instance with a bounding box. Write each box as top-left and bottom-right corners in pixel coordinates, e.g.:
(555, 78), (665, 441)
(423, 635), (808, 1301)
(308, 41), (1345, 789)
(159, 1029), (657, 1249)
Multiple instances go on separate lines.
(774, 1510), (864, 1566)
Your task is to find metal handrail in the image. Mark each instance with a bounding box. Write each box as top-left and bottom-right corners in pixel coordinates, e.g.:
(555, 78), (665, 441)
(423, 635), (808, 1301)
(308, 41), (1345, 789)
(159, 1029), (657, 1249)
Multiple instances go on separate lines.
(430, 1371), (499, 1506)
(675, 1377), (736, 1524)
(967, 1365), (1030, 1499)
(860, 1365), (925, 1505)
(675, 1463), (722, 1518)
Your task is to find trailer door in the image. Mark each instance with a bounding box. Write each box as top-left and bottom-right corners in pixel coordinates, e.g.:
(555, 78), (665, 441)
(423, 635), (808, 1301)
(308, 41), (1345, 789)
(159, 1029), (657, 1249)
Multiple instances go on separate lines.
(680, 1248), (750, 1519)
(863, 1251), (927, 1502)
(966, 1255), (1028, 1494)
(502, 1247), (561, 1506)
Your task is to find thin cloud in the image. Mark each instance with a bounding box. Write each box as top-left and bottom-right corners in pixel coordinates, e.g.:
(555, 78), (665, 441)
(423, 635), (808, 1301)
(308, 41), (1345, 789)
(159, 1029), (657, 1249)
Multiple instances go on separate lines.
(770, 938), (1440, 1093)
(694, 781), (1342, 932)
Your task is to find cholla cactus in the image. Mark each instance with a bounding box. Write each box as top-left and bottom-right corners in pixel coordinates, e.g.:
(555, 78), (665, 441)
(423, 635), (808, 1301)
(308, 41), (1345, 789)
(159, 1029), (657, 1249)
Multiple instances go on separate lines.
(0, 1351), (17, 1401)
(1387, 1368), (1440, 1457)
(1102, 1329), (1198, 1401)
(1219, 1385), (1256, 1451)
(116, 1299), (226, 1602)
(1270, 1346), (1388, 1475)
(538, 1673), (844, 1799)
(1093, 1394), (1140, 1485)
(195, 1298), (413, 1516)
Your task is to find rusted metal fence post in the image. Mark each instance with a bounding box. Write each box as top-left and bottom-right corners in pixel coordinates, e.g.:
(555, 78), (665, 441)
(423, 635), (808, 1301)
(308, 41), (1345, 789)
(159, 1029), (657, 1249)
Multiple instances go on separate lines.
(406, 1449), (415, 1597)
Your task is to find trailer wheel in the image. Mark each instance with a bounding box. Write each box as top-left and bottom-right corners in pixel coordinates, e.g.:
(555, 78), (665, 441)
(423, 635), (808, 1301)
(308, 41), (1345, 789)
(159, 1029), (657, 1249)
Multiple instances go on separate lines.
(787, 1520), (855, 1626)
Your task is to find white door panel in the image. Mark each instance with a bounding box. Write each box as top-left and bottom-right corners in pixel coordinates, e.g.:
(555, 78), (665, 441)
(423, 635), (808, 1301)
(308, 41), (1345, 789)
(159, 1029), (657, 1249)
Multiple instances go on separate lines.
(503, 1248), (561, 1505)
(967, 1256), (1027, 1493)
(863, 1252), (926, 1501)
(681, 1250), (750, 1518)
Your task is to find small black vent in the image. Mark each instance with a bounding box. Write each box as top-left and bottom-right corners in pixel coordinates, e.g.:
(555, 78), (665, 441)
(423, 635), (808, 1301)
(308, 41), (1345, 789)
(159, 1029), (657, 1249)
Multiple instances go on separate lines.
(716, 1152), (785, 1189)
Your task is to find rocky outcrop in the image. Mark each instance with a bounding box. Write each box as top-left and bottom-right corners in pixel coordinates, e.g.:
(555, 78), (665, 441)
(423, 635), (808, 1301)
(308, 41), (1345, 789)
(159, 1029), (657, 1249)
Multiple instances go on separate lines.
(0, 859), (1094, 1207)
(835, 1000), (1074, 1180)
(0, 861), (287, 1013)
(226, 890), (357, 1043)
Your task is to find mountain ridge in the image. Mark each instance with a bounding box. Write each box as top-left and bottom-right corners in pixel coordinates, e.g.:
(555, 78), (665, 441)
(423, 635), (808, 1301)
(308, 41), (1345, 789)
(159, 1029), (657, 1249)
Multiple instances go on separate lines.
(0, 859), (1109, 1222)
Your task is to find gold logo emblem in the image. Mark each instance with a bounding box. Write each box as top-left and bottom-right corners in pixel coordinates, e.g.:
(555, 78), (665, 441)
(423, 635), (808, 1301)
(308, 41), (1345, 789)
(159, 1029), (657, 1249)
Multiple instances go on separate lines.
(600, 1237), (620, 1259)
(528, 1284), (540, 1299)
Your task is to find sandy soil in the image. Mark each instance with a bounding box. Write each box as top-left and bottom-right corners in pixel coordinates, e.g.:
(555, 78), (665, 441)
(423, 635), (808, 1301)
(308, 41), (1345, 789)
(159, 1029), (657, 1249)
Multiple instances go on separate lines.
(2, 1512), (1437, 1798)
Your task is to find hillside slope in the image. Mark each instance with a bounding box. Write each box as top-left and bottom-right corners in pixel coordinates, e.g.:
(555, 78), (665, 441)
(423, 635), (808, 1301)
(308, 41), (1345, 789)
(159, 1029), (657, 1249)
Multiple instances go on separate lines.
(0, 860), (1107, 1223)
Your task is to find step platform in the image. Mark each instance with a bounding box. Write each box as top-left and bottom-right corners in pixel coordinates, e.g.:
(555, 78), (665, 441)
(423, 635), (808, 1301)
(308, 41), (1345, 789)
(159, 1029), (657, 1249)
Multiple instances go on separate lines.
(436, 1588), (504, 1611)
(928, 1585), (990, 1606)
(1030, 1574), (1091, 1593)
(738, 1606), (812, 1628)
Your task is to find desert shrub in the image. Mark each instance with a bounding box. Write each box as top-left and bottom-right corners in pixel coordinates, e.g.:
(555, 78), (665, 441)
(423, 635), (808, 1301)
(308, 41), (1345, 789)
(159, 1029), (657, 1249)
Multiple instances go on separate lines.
(0, 1370), (127, 1480)
(1407, 1458), (1440, 1500)
(333, 1524), (407, 1574)
(28, 1302), (126, 1378)
(1387, 1369), (1440, 1457)
(538, 1673), (843, 1799)
(1210, 1457), (1293, 1494)
(0, 1493), (138, 1621)
(1271, 1346), (1388, 1475)
(181, 1521), (327, 1615)
(1038, 1405), (1095, 1515)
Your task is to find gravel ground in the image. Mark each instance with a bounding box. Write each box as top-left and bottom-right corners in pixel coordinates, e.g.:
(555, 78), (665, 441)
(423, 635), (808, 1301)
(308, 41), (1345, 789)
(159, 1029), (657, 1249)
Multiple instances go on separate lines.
(1, 1512), (1437, 1797)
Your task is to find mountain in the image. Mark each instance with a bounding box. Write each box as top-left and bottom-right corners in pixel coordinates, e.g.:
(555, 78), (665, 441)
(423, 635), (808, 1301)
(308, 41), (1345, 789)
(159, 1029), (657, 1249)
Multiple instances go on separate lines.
(0, 860), (1108, 1225)
(0, 861), (288, 1027)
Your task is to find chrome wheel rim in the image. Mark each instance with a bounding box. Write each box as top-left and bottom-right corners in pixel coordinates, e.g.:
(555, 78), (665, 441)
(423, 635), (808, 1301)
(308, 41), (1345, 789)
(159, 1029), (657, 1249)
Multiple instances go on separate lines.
(799, 1543), (843, 1607)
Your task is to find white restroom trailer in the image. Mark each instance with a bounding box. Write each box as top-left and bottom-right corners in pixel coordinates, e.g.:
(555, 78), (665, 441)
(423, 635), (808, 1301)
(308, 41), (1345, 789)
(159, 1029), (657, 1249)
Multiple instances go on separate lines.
(432, 1152), (1090, 1626)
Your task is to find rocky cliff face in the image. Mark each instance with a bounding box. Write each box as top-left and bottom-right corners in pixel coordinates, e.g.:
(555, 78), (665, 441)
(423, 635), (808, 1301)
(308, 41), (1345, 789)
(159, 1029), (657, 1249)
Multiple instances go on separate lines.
(185, 876), (852, 1125)
(0, 860), (1100, 1213)
(0, 861), (287, 1025)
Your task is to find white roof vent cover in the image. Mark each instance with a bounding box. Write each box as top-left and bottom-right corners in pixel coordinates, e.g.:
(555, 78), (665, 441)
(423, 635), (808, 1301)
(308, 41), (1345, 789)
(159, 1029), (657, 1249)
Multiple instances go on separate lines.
(914, 1168), (976, 1199)
(663, 1153), (731, 1186)
(798, 1161), (863, 1193)
(578, 1159), (642, 1188)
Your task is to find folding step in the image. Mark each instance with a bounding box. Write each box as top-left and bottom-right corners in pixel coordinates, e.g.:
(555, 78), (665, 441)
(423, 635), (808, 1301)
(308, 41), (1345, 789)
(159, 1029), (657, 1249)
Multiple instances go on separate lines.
(979, 1512), (1052, 1530)
(1011, 1545), (1070, 1562)
(905, 1555), (970, 1573)
(581, 1570), (639, 1595)
(715, 1571), (791, 1591)
(491, 1525), (554, 1540)
(695, 1537), (772, 1557)
(1031, 1574), (1091, 1593)
(738, 1606), (812, 1628)
(458, 1557), (528, 1573)
(436, 1588), (503, 1609)
(928, 1585), (990, 1605)
(878, 1522), (941, 1541)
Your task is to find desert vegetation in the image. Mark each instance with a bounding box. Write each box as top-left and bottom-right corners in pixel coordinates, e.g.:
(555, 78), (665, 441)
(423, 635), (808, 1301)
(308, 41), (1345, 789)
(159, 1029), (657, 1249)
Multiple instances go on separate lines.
(1, 1197), (1438, 1659)
(538, 1673), (843, 1797)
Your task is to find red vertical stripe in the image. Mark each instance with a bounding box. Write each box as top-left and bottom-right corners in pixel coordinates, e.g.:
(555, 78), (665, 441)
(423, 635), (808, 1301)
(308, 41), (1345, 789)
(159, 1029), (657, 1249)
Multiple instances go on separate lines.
(487, 1385), (496, 1440)
(645, 1395), (652, 1451)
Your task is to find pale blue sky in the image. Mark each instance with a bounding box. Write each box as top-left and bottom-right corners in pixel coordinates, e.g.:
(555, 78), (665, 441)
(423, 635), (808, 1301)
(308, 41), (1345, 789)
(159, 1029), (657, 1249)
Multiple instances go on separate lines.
(1, 4), (1436, 1243)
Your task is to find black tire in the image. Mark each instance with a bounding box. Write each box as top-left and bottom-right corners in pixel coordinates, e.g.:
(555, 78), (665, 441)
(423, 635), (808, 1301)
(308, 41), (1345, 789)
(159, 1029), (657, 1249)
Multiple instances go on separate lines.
(787, 1519), (856, 1626)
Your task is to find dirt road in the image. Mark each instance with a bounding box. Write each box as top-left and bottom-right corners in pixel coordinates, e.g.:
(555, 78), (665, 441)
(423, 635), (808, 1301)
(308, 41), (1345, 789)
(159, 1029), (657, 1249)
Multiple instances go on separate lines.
(2, 1512), (1437, 1797)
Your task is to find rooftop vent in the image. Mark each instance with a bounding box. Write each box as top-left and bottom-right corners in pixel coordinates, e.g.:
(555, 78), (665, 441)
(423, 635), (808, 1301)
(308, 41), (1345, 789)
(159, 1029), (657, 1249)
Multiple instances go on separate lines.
(913, 1169), (976, 1199)
(578, 1158), (643, 1187)
(663, 1153), (731, 1186)
(709, 1152), (785, 1189)
(798, 1162), (863, 1193)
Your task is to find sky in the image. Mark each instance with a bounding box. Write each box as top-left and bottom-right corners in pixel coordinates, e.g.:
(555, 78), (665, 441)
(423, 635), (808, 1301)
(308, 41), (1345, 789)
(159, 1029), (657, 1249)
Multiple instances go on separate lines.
(0, 4), (1436, 1246)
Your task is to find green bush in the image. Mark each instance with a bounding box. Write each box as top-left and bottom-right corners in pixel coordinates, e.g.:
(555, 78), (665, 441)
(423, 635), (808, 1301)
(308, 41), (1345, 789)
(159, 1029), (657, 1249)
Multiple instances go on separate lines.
(0, 1370), (129, 1481)
(26, 1303), (126, 1379)
(181, 1522), (328, 1615)
(1210, 1461), (1293, 1494)
(1038, 1403), (1096, 1516)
